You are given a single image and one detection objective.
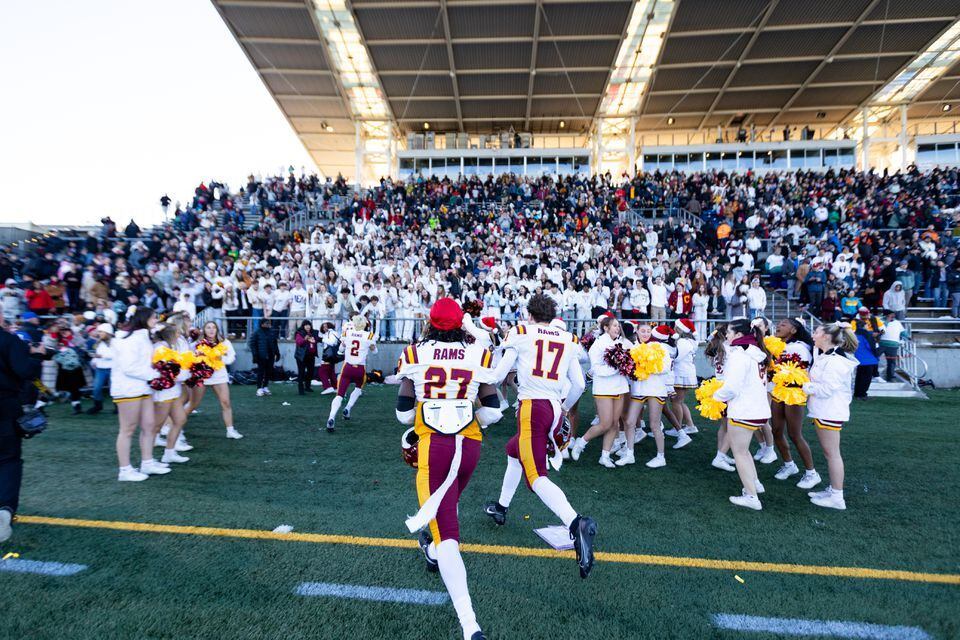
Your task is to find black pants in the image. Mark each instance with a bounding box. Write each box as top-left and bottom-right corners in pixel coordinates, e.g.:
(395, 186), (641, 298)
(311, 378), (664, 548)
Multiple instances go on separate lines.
(854, 365), (876, 398)
(0, 397), (24, 515)
(256, 358), (274, 388)
(296, 356), (316, 392)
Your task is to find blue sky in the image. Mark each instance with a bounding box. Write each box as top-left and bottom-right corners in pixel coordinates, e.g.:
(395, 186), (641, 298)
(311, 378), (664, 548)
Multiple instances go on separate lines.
(0, 0), (316, 226)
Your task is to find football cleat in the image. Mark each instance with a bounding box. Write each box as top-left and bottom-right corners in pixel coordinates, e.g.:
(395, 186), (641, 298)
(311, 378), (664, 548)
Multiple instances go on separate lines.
(417, 529), (439, 573)
(470, 633), (486, 640)
(570, 515), (597, 579)
(325, 418), (335, 433)
(483, 501), (508, 526)
(343, 408), (351, 421)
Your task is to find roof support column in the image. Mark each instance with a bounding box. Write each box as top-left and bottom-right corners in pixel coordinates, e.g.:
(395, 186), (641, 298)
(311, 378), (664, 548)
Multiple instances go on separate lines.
(899, 104), (908, 172)
(355, 121), (363, 188)
(628, 116), (637, 175)
(861, 107), (870, 171)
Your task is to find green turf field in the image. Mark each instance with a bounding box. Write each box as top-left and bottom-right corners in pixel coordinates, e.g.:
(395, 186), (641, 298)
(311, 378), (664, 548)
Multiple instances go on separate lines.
(3, 384), (959, 640)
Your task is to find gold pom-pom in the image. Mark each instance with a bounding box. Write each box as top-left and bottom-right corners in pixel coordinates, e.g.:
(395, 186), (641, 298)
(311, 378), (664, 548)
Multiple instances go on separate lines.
(196, 342), (229, 370)
(152, 346), (180, 364)
(771, 361), (810, 405)
(629, 342), (666, 381)
(695, 377), (727, 420)
(764, 335), (786, 359)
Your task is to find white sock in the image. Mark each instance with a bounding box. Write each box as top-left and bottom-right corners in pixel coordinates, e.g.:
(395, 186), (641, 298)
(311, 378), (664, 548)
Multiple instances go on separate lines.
(532, 477), (577, 527)
(498, 457), (523, 508)
(574, 436), (587, 448)
(436, 540), (480, 638)
(345, 388), (363, 412)
(328, 396), (343, 421)
(226, 425), (235, 431)
(427, 542), (437, 561)
(120, 465), (134, 472)
(164, 448), (175, 455)
(833, 488), (843, 497)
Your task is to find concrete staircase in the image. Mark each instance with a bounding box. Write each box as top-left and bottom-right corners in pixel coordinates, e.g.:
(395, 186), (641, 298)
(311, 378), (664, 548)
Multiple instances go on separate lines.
(867, 377), (928, 399)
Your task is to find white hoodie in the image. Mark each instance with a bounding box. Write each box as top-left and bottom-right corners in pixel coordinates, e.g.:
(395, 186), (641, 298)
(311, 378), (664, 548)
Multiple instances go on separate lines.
(110, 329), (158, 399)
(803, 348), (857, 422)
(714, 341), (771, 421)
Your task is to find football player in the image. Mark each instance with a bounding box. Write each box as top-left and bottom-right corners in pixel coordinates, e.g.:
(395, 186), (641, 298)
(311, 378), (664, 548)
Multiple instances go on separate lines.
(325, 315), (377, 433)
(482, 293), (598, 578)
(397, 298), (502, 640)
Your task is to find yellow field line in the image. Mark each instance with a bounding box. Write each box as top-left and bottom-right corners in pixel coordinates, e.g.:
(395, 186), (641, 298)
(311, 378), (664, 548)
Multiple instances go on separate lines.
(16, 514), (960, 586)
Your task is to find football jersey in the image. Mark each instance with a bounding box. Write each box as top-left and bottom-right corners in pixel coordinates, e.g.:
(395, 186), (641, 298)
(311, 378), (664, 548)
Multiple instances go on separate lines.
(503, 323), (580, 402)
(397, 341), (494, 441)
(342, 328), (377, 366)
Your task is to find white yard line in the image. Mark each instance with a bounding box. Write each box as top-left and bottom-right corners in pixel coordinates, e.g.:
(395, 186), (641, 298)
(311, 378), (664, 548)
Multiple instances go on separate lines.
(712, 613), (931, 640)
(0, 558), (87, 577)
(294, 582), (449, 605)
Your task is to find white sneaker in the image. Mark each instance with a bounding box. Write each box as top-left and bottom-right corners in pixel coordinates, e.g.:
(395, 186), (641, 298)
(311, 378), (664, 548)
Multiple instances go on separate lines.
(256, 388), (266, 397)
(672, 432), (692, 449)
(759, 446), (778, 465)
(796, 470), (822, 490)
(561, 447), (570, 460)
(190, 409), (200, 415)
(321, 387), (336, 395)
(118, 467), (149, 482)
(729, 490), (762, 511)
(682, 425), (699, 434)
(154, 434), (167, 448)
(614, 451), (635, 466)
(599, 453), (616, 469)
(711, 454), (735, 472)
(263, 388), (272, 396)
(611, 434), (626, 455)
(753, 445), (766, 461)
(635, 429), (649, 443)
(808, 486), (834, 500)
(811, 491), (846, 510)
(160, 425), (170, 437)
(645, 454), (666, 468)
(664, 427), (681, 437)
(174, 435), (194, 452)
(570, 439), (586, 461)
(0, 509), (12, 542)
(140, 460), (171, 476)
(755, 480), (765, 494)
(774, 461), (800, 480)
(639, 420), (646, 432)
(723, 453), (736, 466)
(589, 415), (600, 427)
(161, 450), (190, 464)
(226, 427), (244, 440)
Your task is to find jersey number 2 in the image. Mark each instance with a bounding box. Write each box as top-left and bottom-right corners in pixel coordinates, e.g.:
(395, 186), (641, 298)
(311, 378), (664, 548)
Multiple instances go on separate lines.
(532, 340), (565, 381)
(424, 367), (473, 399)
(350, 341), (360, 357)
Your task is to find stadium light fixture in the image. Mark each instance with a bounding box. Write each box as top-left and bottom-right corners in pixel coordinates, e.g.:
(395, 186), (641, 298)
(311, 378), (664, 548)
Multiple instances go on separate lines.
(559, 120), (565, 129)
(943, 104), (952, 112)
(598, 0), (675, 119)
(423, 122), (430, 130)
(667, 116), (675, 125)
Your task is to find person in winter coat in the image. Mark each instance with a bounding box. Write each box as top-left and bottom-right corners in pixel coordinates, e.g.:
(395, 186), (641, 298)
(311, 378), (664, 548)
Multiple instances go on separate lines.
(248, 319), (280, 396)
(804, 322), (859, 510)
(881, 282), (906, 320)
(851, 308), (880, 399)
(294, 320), (319, 395)
(86, 323), (114, 414)
(713, 318), (772, 511)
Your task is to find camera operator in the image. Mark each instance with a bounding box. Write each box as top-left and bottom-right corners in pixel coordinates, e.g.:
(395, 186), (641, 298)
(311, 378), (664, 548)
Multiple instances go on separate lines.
(0, 323), (45, 543)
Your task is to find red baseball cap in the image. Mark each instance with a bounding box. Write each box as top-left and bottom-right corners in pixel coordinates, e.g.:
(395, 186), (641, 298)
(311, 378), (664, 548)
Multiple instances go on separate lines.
(430, 298), (464, 331)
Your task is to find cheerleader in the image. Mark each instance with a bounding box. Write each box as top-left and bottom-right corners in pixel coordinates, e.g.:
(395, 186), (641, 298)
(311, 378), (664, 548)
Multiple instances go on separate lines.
(705, 325), (736, 472)
(624, 324), (676, 468)
(770, 318), (820, 489)
(111, 307), (167, 481)
(750, 317), (778, 465)
(316, 322), (339, 394)
(713, 318), (771, 510)
(190, 321), (241, 439)
(152, 324), (190, 465)
(570, 315), (629, 468)
(157, 311), (195, 453)
(666, 318), (698, 447)
(803, 322), (858, 510)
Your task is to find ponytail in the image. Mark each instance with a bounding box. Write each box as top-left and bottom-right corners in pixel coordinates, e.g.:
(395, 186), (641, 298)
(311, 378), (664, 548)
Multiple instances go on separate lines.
(822, 322), (859, 353)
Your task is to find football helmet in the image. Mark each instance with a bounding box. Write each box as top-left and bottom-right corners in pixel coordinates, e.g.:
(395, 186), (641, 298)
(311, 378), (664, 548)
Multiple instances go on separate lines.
(546, 415), (572, 457)
(401, 427), (419, 468)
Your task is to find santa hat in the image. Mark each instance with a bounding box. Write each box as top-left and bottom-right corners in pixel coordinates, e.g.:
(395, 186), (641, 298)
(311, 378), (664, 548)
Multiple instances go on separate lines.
(549, 318), (567, 331)
(480, 316), (497, 331)
(429, 298), (464, 331)
(674, 318), (695, 335)
(652, 324), (674, 341)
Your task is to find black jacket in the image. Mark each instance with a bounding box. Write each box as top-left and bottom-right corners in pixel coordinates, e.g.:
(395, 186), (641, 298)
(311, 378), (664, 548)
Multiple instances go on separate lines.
(0, 329), (42, 400)
(247, 327), (279, 362)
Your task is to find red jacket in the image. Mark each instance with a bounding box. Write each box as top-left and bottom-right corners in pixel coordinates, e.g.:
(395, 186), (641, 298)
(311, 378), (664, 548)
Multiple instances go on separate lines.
(667, 290), (692, 315)
(26, 289), (54, 313)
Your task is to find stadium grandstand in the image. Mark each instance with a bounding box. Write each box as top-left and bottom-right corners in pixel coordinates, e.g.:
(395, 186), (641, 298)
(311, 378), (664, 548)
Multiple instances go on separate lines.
(3, 2), (960, 640)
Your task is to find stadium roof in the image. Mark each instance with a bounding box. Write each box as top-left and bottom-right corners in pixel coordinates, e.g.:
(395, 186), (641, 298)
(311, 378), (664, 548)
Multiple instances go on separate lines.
(212, 0), (960, 175)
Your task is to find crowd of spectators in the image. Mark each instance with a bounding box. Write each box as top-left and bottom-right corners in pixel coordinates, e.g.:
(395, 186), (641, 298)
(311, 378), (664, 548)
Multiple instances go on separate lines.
(1, 166), (958, 369)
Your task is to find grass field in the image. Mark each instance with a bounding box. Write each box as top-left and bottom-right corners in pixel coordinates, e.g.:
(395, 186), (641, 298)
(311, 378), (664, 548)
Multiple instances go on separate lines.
(3, 383), (960, 640)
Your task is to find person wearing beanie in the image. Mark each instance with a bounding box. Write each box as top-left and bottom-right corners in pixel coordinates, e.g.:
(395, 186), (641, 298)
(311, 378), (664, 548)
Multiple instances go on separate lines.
(395, 297), (502, 640)
(666, 318), (698, 446)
